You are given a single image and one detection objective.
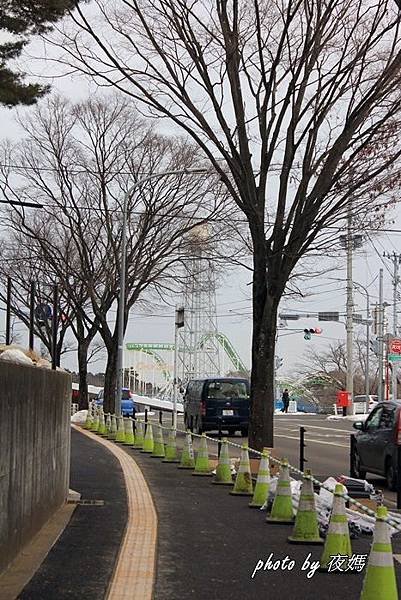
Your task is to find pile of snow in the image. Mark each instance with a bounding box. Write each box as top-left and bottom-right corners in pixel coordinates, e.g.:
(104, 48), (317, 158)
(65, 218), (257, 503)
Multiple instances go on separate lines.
(0, 345), (52, 369)
(327, 414), (368, 422)
(71, 410), (87, 424)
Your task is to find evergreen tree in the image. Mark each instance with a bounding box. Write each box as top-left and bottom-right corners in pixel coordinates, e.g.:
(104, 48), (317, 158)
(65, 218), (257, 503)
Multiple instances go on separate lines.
(0, 1), (82, 106)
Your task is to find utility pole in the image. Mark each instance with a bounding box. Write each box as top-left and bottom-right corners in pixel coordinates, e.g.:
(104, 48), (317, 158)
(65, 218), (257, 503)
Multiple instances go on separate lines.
(378, 269), (384, 403)
(345, 204), (354, 415)
(384, 252), (401, 400)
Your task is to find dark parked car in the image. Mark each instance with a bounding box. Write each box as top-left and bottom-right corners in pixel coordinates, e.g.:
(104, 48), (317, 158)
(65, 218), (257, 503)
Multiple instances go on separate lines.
(184, 377), (250, 436)
(352, 400), (401, 490)
(96, 388), (136, 417)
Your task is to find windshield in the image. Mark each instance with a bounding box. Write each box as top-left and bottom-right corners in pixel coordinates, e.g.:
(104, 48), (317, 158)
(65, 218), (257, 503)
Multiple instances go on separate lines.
(206, 381), (248, 399)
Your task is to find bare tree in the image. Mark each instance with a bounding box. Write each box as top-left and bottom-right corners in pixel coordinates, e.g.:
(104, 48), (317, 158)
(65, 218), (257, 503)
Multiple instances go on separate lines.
(296, 337), (379, 409)
(36, 0), (401, 447)
(0, 95), (228, 411)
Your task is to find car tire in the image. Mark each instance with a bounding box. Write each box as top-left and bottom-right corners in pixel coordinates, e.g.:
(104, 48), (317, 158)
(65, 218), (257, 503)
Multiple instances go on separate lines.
(227, 428), (236, 437)
(240, 428), (248, 438)
(195, 419), (203, 435)
(386, 459), (397, 491)
(353, 449), (367, 480)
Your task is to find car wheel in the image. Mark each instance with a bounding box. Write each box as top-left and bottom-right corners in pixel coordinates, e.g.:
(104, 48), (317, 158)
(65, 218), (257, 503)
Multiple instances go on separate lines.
(227, 428), (236, 436)
(195, 419), (203, 435)
(353, 449), (367, 480)
(386, 459), (397, 491)
(240, 428), (248, 438)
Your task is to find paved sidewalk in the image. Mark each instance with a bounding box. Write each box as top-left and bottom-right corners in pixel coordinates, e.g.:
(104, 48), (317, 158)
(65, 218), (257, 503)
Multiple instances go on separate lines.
(125, 441), (401, 600)
(18, 429), (127, 600)
(15, 427), (401, 600)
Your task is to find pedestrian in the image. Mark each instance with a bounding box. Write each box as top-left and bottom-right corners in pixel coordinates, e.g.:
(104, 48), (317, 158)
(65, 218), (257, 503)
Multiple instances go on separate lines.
(281, 389), (290, 413)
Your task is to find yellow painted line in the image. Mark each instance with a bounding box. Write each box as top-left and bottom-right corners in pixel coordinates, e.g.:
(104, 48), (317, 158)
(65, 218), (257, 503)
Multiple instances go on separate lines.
(72, 426), (157, 600)
(275, 433), (349, 449)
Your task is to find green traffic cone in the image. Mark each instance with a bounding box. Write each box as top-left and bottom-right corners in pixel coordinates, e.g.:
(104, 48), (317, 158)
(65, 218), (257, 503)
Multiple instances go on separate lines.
(213, 438), (233, 485)
(249, 448), (270, 507)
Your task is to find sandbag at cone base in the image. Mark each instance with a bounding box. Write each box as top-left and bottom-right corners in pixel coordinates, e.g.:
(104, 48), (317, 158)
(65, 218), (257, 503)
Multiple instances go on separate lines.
(288, 469), (323, 545)
(115, 416), (126, 443)
(133, 420), (144, 448)
(141, 422), (154, 453)
(178, 431), (195, 469)
(151, 424), (166, 458)
(123, 418), (135, 445)
(266, 459), (294, 524)
(249, 449), (270, 507)
(320, 484), (352, 572)
(162, 428), (180, 463)
(213, 438), (233, 485)
(230, 445), (253, 496)
(360, 506), (398, 600)
(192, 433), (212, 476)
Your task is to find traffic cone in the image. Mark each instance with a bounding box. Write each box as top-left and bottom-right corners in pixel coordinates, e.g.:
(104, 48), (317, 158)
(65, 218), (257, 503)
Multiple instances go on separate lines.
(97, 411), (107, 435)
(163, 428), (180, 463)
(230, 444), (253, 496)
(151, 424), (166, 458)
(124, 417), (135, 445)
(192, 433), (212, 476)
(141, 422), (154, 453)
(108, 415), (117, 440)
(115, 416), (126, 443)
(91, 410), (99, 432)
(133, 419), (144, 448)
(266, 459), (295, 524)
(249, 448), (270, 507)
(360, 506), (398, 600)
(213, 438), (233, 485)
(83, 408), (93, 429)
(288, 469), (323, 544)
(320, 484), (352, 571)
(178, 431), (195, 469)
(105, 413), (112, 435)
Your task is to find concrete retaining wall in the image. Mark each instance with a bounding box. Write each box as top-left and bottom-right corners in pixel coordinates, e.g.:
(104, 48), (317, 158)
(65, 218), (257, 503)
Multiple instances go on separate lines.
(0, 362), (71, 574)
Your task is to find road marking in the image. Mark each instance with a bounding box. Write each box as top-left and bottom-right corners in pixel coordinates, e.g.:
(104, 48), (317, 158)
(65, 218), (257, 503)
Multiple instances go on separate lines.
(278, 423), (353, 434)
(275, 434), (349, 449)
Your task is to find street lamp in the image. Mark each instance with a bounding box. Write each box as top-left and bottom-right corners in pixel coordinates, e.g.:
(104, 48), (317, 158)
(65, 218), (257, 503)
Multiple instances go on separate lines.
(353, 281), (371, 414)
(115, 167), (209, 415)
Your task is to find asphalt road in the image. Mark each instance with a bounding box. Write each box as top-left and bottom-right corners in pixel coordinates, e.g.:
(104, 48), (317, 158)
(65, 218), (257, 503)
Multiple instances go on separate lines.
(169, 413), (398, 507)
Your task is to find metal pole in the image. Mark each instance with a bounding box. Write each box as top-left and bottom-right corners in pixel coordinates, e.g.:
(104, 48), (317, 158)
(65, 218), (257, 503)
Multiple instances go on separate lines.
(346, 205), (354, 415)
(365, 289), (370, 413)
(378, 269), (384, 403)
(29, 281), (35, 351)
(115, 188), (130, 417)
(392, 255), (399, 400)
(173, 319), (178, 430)
(350, 434), (356, 478)
(299, 427), (306, 472)
(51, 284), (58, 370)
(6, 276), (11, 345)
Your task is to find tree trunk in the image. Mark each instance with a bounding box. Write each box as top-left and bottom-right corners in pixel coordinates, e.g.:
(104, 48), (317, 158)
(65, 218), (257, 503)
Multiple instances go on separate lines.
(103, 335), (118, 413)
(77, 339), (90, 410)
(248, 251), (279, 450)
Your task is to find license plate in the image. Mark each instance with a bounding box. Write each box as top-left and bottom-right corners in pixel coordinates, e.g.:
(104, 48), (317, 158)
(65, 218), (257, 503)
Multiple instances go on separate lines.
(222, 409), (234, 416)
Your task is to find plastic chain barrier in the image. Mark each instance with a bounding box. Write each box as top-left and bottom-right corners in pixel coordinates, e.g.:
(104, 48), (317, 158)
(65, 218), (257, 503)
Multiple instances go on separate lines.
(96, 408), (401, 533)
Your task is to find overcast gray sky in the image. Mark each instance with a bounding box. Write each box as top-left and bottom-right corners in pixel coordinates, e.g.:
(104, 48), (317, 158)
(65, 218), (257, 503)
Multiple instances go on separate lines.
(1, 15), (400, 383)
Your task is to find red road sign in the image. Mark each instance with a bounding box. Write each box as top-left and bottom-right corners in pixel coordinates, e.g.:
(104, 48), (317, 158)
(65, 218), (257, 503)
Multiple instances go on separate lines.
(390, 338), (401, 354)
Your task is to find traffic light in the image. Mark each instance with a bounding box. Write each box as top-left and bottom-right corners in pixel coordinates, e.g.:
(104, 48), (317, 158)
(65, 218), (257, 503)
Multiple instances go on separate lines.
(303, 327), (323, 340)
(370, 339), (379, 356)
